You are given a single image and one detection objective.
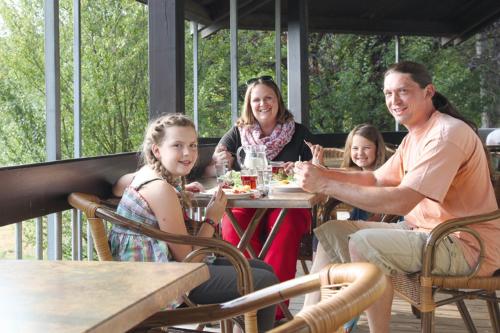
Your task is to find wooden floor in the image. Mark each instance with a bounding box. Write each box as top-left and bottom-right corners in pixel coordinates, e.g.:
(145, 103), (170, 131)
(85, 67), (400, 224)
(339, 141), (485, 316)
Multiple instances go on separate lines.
(290, 292), (496, 332)
(290, 261), (497, 333)
(181, 260), (497, 332)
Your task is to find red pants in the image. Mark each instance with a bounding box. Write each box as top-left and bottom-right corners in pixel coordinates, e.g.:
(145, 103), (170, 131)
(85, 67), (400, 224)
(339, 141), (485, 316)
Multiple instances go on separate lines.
(221, 207), (312, 318)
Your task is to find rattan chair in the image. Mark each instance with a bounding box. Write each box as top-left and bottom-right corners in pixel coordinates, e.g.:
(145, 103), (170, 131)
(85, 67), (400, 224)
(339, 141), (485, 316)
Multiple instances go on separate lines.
(68, 192), (256, 333)
(323, 147), (345, 168)
(136, 262), (387, 333)
(391, 209), (500, 332)
(323, 146), (396, 168)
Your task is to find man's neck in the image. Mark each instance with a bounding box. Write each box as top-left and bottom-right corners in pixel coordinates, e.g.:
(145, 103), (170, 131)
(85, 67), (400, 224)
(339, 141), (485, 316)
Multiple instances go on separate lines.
(406, 108), (436, 134)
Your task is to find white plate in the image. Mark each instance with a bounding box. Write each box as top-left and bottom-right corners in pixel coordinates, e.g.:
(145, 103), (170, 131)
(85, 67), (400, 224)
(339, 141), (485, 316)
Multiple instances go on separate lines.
(269, 180), (303, 192)
(200, 187), (257, 199)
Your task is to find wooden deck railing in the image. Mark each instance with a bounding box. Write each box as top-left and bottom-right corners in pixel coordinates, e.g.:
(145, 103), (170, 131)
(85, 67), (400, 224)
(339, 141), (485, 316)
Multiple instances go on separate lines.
(0, 132), (410, 260)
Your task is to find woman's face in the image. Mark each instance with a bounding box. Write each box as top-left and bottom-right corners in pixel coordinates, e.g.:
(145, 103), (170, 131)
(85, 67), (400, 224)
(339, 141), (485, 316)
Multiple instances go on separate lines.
(350, 134), (377, 170)
(250, 84), (279, 127)
(152, 126), (198, 177)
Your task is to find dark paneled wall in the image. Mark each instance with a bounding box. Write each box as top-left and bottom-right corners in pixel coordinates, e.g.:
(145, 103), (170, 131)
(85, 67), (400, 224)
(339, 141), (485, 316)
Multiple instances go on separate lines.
(0, 132), (408, 227)
(0, 153), (137, 227)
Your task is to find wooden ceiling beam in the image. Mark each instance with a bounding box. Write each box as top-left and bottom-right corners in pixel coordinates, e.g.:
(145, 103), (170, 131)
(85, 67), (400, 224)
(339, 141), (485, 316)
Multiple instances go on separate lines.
(309, 17), (456, 36)
(235, 15), (458, 37)
(184, 0), (213, 26)
(200, 0), (274, 38)
(449, 5), (500, 44)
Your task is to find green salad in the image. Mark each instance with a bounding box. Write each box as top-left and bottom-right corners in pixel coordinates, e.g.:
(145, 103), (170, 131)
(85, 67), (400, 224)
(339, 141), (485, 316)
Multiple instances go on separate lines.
(224, 170), (242, 187)
(272, 169), (294, 182)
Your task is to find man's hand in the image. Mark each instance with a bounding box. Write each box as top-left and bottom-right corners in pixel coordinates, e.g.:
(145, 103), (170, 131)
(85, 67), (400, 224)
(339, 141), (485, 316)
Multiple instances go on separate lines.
(294, 161), (327, 193)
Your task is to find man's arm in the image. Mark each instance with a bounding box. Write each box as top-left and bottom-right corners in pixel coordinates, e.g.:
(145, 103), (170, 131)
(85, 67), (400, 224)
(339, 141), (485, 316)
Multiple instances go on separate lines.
(301, 164), (379, 186)
(295, 162), (424, 216)
(321, 180), (424, 216)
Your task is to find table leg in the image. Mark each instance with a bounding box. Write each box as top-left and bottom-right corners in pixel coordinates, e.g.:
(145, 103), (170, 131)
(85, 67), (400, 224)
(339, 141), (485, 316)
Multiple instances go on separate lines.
(237, 208), (267, 258)
(258, 208), (288, 260)
(225, 209), (256, 257)
(224, 208), (267, 258)
(224, 209), (245, 238)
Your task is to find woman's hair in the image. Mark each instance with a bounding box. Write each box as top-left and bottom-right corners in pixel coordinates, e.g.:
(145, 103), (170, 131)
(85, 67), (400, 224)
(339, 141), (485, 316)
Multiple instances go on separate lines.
(384, 61), (477, 132)
(341, 123), (387, 170)
(236, 77), (294, 127)
(141, 113), (196, 191)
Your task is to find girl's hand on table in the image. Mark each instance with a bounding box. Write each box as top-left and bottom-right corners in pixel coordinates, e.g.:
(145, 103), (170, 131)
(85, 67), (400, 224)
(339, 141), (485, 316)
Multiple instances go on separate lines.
(185, 181), (205, 193)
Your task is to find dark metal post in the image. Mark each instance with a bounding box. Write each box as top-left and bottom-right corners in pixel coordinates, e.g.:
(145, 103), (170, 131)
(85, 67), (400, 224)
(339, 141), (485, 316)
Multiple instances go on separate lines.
(148, 0), (185, 119)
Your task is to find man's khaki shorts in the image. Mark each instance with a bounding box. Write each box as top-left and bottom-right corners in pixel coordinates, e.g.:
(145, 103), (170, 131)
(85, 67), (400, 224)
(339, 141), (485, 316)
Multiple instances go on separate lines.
(315, 220), (471, 276)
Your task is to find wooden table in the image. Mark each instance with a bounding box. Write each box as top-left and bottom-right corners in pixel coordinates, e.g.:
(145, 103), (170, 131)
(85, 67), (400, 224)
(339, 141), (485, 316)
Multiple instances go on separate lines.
(195, 179), (324, 259)
(0, 260), (209, 333)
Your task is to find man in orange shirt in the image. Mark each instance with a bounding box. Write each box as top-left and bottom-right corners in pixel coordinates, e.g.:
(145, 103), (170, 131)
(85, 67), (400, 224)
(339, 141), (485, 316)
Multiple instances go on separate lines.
(297, 61), (500, 333)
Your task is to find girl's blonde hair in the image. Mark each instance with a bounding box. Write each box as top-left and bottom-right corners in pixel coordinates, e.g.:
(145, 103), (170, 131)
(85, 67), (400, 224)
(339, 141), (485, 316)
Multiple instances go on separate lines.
(141, 113), (196, 202)
(236, 78), (294, 127)
(341, 124), (386, 170)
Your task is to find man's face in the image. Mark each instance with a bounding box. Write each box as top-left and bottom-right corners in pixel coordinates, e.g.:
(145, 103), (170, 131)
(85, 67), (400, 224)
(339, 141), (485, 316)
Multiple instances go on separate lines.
(383, 72), (435, 130)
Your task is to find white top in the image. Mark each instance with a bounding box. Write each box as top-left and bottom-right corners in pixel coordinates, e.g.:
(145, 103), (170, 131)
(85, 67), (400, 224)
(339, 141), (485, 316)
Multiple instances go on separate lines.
(486, 128), (500, 145)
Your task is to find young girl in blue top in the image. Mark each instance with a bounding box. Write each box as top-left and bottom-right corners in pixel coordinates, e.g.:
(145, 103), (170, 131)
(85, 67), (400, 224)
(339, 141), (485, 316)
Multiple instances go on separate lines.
(309, 123), (387, 332)
(340, 124), (388, 222)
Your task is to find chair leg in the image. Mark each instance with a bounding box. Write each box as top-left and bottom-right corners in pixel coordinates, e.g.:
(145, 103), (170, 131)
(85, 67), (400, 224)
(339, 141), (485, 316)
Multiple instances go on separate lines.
(411, 305), (422, 319)
(420, 311), (435, 333)
(279, 302), (294, 320)
(456, 299), (478, 333)
(485, 296), (500, 333)
(300, 259), (310, 275)
(221, 319), (233, 333)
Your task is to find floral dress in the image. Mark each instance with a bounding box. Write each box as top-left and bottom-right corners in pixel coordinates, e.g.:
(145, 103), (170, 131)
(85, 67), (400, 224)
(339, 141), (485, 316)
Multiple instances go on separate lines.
(109, 178), (172, 263)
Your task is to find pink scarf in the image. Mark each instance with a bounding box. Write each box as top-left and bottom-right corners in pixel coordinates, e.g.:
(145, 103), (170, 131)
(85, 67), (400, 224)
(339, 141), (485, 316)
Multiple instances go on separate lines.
(238, 120), (295, 161)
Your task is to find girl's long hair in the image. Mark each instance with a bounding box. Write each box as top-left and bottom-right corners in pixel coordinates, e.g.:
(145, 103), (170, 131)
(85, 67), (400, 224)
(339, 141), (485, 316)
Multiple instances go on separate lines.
(141, 113), (196, 206)
(341, 123), (387, 170)
(237, 78), (294, 127)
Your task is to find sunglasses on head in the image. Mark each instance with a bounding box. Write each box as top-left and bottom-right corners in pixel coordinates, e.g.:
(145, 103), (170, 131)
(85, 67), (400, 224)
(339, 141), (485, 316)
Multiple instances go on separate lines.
(246, 75), (274, 86)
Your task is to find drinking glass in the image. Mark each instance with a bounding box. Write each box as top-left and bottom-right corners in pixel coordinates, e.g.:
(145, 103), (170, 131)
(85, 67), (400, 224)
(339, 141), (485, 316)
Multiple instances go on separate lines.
(269, 161), (285, 174)
(240, 169), (258, 189)
(257, 165), (273, 195)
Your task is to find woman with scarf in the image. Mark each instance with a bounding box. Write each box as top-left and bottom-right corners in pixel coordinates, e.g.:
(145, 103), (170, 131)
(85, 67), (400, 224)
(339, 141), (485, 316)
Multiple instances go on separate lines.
(212, 75), (313, 319)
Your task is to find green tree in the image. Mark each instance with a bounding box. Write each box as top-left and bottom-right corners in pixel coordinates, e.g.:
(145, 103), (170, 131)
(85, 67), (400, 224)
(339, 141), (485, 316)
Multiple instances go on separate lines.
(0, 0), (47, 165)
(0, 0), (150, 259)
(0, 0), (149, 167)
(80, 0), (148, 156)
